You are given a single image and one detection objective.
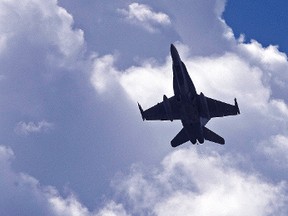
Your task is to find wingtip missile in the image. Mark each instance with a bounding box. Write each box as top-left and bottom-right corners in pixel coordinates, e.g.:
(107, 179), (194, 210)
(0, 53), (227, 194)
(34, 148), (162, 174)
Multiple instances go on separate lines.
(234, 98), (240, 114)
(137, 102), (145, 121)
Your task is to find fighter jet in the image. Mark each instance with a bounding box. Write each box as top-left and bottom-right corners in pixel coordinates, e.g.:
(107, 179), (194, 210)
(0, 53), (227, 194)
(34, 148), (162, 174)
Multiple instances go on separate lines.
(138, 44), (240, 147)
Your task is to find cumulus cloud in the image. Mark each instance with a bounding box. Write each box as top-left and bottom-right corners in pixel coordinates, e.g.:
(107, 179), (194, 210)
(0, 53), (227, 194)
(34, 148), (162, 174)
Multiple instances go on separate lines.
(2, 0), (288, 214)
(91, 2), (288, 190)
(96, 202), (129, 216)
(75, 0), (288, 212)
(259, 135), (288, 168)
(90, 54), (120, 94)
(0, 0), (85, 69)
(0, 145), (91, 216)
(0, 0), (171, 212)
(1, 143), (287, 216)
(0, 0), (105, 211)
(91, 41), (288, 185)
(239, 40), (287, 66)
(118, 3), (171, 33)
(0, 145), (131, 216)
(93, 42), (288, 135)
(119, 59), (173, 106)
(105, 149), (288, 215)
(237, 40), (288, 99)
(0, 0), (87, 120)
(14, 120), (54, 135)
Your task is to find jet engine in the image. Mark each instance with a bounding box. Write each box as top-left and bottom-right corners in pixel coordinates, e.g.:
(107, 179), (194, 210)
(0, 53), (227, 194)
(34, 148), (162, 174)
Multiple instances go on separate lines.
(163, 95), (173, 121)
(199, 92), (210, 119)
(198, 137), (204, 144)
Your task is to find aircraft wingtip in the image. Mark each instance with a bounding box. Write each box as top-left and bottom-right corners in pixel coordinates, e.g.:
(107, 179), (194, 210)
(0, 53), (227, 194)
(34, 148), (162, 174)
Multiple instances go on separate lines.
(221, 139), (225, 145)
(234, 98), (240, 114)
(137, 102), (145, 121)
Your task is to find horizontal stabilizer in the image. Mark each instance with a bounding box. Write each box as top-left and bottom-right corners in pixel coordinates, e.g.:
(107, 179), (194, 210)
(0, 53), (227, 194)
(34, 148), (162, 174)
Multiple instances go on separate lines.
(171, 128), (189, 147)
(203, 127), (225, 145)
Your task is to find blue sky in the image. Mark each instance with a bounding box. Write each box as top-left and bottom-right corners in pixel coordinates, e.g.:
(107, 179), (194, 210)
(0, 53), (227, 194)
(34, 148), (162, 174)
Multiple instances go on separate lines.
(224, 0), (288, 53)
(1, 0), (288, 215)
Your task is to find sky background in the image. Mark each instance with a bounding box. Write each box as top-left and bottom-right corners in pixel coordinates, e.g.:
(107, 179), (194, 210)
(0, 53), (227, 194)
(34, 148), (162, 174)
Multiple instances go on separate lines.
(0, 0), (288, 215)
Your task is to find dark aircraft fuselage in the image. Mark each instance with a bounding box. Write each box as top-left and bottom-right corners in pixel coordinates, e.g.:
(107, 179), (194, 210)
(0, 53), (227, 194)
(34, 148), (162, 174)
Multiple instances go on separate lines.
(170, 44), (206, 144)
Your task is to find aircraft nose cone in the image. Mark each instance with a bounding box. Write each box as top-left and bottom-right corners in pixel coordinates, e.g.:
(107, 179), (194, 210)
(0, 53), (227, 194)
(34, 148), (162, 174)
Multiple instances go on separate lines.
(170, 44), (177, 54)
(170, 44), (180, 62)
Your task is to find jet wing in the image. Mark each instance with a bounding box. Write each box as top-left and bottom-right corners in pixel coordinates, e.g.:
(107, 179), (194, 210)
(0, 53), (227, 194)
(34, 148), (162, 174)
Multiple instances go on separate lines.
(138, 96), (181, 121)
(206, 97), (240, 118)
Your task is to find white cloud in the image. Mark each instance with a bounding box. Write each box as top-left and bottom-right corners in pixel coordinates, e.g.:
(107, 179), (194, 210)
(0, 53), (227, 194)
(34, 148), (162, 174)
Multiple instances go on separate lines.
(90, 5), (288, 190)
(260, 135), (288, 168)
(161, 0), (233, 56)
(96, 202), (130, 216)
(89, 2), (288, 213)
(14, 120), (54, 136)
(0, 145), (93, 216)
(238, 40), (287, 66)
(95, 43), (284, 119)
(120, 59), (173, 106)
(237, 40), (288, 93)
(10, 141), (283, 216)
(118, 3), (171, 33)
(91, 41), (288, 152)
(2, 143), (286, 216)
(1, 0), (288, 214)
(0, 0), (85, 68)
(48, 193), (91, 216)
(90, 54), (120, 94)
(106, 149), (288, 215)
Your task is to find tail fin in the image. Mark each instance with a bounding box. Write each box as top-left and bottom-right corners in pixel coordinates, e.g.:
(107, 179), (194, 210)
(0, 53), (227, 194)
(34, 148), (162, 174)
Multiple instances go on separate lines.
(203, 127), (225, 145)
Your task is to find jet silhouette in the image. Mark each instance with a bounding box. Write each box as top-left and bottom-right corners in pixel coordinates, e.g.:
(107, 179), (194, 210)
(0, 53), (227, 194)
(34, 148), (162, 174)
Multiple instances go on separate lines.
(138, 44), (240, 147)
